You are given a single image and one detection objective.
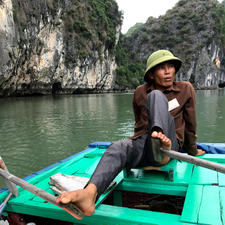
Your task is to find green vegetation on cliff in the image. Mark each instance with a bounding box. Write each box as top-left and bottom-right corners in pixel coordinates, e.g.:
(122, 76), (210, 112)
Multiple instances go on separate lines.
(63, 0), (122, 64)
(115, 37), (144, 88)
(11, 0), (122, 65)
(115, 0), (225, 88)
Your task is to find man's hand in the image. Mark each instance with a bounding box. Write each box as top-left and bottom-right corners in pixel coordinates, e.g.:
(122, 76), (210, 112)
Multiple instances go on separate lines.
(196, 149), (205, 156)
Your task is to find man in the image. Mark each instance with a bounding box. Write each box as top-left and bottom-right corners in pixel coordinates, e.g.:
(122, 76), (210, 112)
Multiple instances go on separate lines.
(56, 49), (205, 216)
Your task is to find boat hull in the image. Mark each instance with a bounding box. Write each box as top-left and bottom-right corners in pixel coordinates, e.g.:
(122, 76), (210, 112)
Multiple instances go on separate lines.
(0, 142), (225, 225)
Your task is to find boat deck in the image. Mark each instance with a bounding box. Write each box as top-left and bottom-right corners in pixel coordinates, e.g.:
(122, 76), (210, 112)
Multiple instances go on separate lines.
(1, 142), (225, 225)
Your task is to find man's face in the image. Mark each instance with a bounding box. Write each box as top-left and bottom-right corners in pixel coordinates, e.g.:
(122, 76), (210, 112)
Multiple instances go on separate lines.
(149, 61), (176, 90)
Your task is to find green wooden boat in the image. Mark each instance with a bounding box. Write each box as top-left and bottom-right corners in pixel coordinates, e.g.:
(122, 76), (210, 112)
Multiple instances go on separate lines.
(0, 142), (225, 225)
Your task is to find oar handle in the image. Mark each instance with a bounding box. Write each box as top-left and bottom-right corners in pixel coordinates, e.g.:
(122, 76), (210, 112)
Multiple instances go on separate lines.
(161, 149), (225, 174)
(0, 169), (84, 220)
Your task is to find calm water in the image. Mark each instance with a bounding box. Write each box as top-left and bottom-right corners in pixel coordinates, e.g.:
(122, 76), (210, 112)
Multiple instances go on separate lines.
(0, 90), (225, 187)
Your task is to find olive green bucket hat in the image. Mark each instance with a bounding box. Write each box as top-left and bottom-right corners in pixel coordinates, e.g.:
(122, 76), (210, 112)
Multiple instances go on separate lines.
(144, 50), (182, 83)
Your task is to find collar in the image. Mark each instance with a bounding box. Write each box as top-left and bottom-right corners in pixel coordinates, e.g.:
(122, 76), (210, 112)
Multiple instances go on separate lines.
(146, 82), (181, 93)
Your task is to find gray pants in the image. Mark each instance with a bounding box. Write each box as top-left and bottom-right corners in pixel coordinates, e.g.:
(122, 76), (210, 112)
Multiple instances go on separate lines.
(89, 90), (179, 195)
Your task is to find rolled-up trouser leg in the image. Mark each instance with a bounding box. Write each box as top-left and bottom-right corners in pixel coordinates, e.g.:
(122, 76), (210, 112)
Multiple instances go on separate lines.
(89, 138), (144, 196)
(146, 90), (178, 149)
(138, 90), (179, 167)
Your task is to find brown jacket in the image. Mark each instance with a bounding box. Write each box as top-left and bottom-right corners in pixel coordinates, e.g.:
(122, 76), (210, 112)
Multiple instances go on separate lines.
(131, 81), (198, 156)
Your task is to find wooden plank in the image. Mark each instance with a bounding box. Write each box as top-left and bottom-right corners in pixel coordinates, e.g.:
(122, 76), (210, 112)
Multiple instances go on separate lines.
(0, 169), (84, 219)
(180, 184), (203, 223)
(84, 148), (105, 157)
(218, 172), (225, 186)
(95, 171), (124, 207)
(191, 166), (218, 185)
(118, 180), (187, 197)
(89, 204), (190, 225)
(201, 154), (225, 161)
(198, 186), (221, 225)
(128, 160), (193, 185)
(6, 200), (76, 223)
(219, 187), (225, 225)
(75, 157), (101, 176)
(172, 161), (194, 183)
(6, 198), (195, 225)
(216, 160), (225, 186)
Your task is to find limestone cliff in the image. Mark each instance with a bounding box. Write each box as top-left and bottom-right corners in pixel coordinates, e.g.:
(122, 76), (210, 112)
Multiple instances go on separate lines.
(115, 0), (225, 89)
(1, 0), (225, 96)
(0, 0), (122, 96)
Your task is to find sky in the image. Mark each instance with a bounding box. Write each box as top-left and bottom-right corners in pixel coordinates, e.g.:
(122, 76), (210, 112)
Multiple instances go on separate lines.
(116, 0), (223, 34)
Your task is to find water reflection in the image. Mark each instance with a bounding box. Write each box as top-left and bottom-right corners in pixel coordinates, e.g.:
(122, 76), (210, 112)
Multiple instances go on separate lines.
(0, 90), (224, 188)
(196, 89), (225, 143)
(0, 93), (135, 186)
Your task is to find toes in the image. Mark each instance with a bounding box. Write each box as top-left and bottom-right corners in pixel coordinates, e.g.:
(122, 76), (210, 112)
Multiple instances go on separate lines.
(151, 131), (171, 149)
(57, 192), (73, 204)
(151, 131), (158, 138)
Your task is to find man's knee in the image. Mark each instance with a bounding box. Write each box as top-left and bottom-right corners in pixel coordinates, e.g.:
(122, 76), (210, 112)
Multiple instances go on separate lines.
(105, 139), (131, 159)
(147, 90), (167, 103)
(146, 90), (168, 113)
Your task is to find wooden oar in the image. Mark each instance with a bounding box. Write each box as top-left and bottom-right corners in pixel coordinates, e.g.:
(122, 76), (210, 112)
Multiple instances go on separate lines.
(0, 156), (19, 216)
(0, 168), (84, 220)
(151, 138), (225, 173)
(0, 156), (18, 196)
(0, 192), (12, 216)
(161, 148), (225, 174)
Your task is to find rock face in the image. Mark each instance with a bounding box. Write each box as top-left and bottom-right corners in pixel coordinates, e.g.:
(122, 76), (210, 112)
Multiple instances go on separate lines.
(0, 0), (121, 96)
(117, 0), (225, 89)
(1, 0), (225, 96)
(177, 41), (225, 89)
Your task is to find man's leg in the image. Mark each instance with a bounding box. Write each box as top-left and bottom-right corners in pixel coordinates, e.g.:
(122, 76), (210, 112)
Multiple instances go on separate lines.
(137, 90), (179, 167)
(146, 90), (178, 148)
(88, 139), (142, 196)
(56, 139), (143, 215)
(56, 132), (171, 216)
(56, 90), (177, 215)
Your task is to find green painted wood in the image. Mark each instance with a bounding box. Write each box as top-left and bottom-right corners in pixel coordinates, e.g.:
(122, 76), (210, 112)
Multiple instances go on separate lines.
(118, 180), (187, 197)
(172, 161), (194, 184)
(218, 172), (225, 186)
(95, 171), (124, 207)
(113, 190), (122, 206)
(180, 184), (203, 223)
(127, 160), (193, 185)
(87, 204), (183, 225)
(198, 186), (221, 225)
(89, 204), (195, 225)
(217, 160), (225, 186)
(201, 154), (225, 161)
(84, 148), (105, 158)
(74, 157), (99, 175)
(5, 200), (76, 223)
(2, 147), (225, 225)
(6, 194), (184, 225)
(191, 166), (218, 185)
(219, 187), (225, 225)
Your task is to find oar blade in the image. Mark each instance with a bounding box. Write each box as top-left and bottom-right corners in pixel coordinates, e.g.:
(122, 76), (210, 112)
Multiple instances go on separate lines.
(0, 168), (84, 220)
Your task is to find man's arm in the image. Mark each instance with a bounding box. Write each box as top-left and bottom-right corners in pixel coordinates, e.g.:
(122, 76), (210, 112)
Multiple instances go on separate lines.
(182, 82), (205, 156)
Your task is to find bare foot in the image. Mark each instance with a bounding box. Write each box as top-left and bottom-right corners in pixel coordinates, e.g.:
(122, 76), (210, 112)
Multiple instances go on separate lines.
(151, 131), (171, 165)
(56, 183), (97, 216)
